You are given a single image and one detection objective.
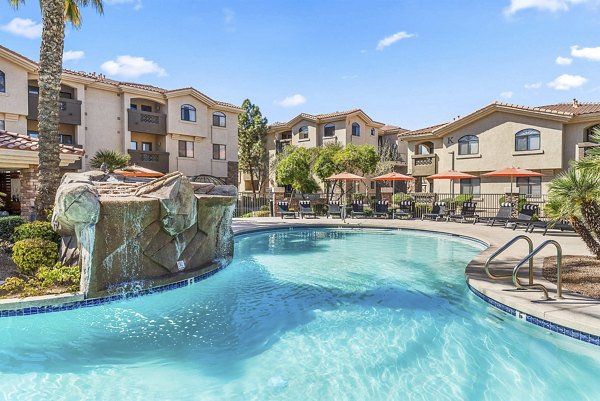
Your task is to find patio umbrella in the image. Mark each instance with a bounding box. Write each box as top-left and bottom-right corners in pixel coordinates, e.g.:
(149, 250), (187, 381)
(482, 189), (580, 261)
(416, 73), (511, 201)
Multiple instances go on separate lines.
(426, 169), (476, 196)
(325, 172), (365, 217)
(482, 167), (543, 196)
(372, 172), (414, 201)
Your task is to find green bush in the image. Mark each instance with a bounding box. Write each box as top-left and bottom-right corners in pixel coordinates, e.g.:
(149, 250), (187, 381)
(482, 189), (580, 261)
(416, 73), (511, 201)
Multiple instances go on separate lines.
(241, 210), (270, 218)
(454, 194), (474, 204)
(415, 203), (432, 215)
(37, 263), (81, 291)
(391, 193), (414, 204)
(13, 221), (59, 243)
(0, 216), (26, 241)
(260, 204), (270, 212)
(11, 239), (58, 276)
(439, 197), (457, 212)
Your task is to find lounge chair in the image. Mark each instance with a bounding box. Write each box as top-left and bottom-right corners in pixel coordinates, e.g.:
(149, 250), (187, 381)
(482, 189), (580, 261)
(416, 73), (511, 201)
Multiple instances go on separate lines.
(473, 202), (513, 226)
(422, 202), (446, 221)
(327, 201), (342, 219)
(447, 202), (478, 223)
(527, 219), (574, 236)
(372, 201), (389, 218)
(393, 200), (415, 219)
(351, 201), (367, 219)
(277, 201), (296, 219)
(506, 204), (539, 230)
(298, 200), (317, 219)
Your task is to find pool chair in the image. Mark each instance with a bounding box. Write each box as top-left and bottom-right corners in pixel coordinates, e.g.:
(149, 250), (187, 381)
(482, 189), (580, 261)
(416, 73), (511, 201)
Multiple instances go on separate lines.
(392, 200), (415, 219)
(372, 200), (389, 218)
(447, 202), (478, 223)
(351, 201), (367, 219)
(506, 204), (539, 231)
(327, 201), (342, 219)
(298, 200), (317, 219)
(277, 201), (296, 219)
(473, 203), (513, 226)
(527, 219), (574, 236)
(421, 202), (446, 221)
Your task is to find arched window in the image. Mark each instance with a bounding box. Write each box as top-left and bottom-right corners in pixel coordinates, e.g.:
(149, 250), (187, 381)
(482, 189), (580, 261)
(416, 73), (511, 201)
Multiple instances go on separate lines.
(298, 125), (309, 140)
(181, 104), (196, 122)
(515, 129), (540, 151)
(458, 135), (479, 155)
(352, 122), (360, 136)
(416, 141), (433, 155)
(212, 111), (226, 127)
(371, 128), (375, 136)
(0, 70), (5, 93)
(324, 123), (335, 137)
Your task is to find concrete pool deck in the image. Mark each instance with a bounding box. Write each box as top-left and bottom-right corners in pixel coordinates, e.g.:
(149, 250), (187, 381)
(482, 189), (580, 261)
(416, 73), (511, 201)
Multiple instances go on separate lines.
(233, 217), (600, 339)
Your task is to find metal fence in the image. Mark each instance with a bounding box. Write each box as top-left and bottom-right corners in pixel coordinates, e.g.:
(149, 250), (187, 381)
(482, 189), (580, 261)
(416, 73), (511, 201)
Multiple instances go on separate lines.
(235, 192), (272, 217)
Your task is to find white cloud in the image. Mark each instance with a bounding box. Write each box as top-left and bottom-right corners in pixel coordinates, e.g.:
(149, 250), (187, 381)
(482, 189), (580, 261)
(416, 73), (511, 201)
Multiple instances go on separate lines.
(524, 82), (543, 89)
(223, 8), (235, 24)
(275, 94), (307, 108)
(500, 91), (514, 99)
(101, 55), (167, 78)
(571, 45), (600, 61)
(504, 0), (598, 15)
(1, 18), (42, 39)
(547, 74), (588, 90)
(63, 50), (85, 62)
(555, 56), (573, 65)
(376, 31), (415, 51)
(104, 0), (143, 10)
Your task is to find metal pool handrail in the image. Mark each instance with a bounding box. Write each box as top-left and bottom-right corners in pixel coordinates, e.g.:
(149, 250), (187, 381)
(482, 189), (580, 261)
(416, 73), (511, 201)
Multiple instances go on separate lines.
(484, 235), (534, 284)
(513, 240), (563, 300)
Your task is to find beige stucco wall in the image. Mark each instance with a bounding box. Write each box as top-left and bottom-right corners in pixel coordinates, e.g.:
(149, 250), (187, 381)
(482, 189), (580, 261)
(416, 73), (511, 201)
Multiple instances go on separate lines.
(0, 59), (28, 117)
(166, 95), (209, 138)
(345, 115), (379, 147)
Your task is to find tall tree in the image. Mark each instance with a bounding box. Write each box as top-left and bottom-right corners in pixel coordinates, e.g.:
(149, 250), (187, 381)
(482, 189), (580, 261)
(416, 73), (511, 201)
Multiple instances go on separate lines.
(275, 146), (320, 199)
(313, 143), (343, 201)
(334, 144), (379, 175)
(8, 0), (103, 220)
(238, 99), (268, 198)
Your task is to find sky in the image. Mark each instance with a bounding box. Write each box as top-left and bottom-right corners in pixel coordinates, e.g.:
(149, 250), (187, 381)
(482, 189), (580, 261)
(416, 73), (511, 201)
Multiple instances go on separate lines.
(1, 0), (600, 130)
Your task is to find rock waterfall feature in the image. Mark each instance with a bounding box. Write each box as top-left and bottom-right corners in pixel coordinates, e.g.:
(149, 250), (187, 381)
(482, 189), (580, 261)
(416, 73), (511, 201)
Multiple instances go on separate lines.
(51, 171), (236, 299)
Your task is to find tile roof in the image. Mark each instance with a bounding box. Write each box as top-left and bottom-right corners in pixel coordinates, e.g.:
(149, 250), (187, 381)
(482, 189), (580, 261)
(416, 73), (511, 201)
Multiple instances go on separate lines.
(0, 130), (84, 155)
(399, 122), (449, 137)
(314, 109), (362, 119)
(537, 102), (600, 116)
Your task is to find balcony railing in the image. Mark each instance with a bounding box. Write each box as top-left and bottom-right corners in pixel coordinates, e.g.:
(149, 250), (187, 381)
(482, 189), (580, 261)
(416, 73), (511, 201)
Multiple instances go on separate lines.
(128, 109), (167, 135)
(412, 154), (437, 176)
(28, 94), (82, 125)
(128, 150), (169, 173)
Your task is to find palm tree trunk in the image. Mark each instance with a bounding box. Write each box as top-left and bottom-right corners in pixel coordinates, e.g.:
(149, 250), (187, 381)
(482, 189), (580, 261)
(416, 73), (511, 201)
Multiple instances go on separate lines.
(571, 216), (600, 259)
(581, 200), (600, 241)
(35, 0), (66, 220)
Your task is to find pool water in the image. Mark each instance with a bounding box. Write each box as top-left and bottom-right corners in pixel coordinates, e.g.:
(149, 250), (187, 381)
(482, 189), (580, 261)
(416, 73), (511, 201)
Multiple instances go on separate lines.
(0, 228), (599, 400)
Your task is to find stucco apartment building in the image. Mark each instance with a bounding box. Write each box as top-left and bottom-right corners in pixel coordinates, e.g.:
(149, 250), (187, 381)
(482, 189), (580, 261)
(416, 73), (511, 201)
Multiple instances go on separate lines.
(400, 100), (600, 196)
(241, 108), (408, 194)
(0, 45), (242, 217)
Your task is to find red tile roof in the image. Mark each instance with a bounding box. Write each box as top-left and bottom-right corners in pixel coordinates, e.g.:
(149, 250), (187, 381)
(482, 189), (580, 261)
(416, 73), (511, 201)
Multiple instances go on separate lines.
(537, 102), (600, 116)
(0, 130), (84, 155)
(399, 122), (449, 137)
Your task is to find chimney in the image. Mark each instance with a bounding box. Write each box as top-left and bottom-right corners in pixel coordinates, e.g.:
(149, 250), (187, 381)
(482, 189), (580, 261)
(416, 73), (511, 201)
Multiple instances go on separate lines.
(573, 98), (579, 108)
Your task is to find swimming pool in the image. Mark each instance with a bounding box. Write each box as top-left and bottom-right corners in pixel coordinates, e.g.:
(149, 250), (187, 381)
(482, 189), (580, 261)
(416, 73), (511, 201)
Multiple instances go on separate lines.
(0, 228), (599, 400)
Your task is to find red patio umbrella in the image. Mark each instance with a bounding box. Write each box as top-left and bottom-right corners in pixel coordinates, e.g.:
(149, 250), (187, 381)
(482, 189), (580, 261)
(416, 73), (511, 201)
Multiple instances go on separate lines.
(373, 172), (414, 201)
(482, 167), (543, 196)
(325, 172), (366, 220)
(426, 169), (476, 196)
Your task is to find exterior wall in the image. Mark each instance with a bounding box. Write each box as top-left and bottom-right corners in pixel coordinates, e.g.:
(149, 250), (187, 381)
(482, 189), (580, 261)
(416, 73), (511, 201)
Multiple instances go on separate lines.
(83, 87), (123, 169)
(0, 58), (29, 117)
(345, 115), (379, 147)
(166, 95), (209, 138)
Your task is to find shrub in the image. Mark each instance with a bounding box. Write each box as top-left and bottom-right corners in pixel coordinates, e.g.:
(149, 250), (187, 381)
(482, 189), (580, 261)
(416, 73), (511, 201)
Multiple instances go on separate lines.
(254, 210), (270, 217)
(260, 204), (270, 212)
(0, 277), (44, 298)
(11, 239), (58, 276)
(454, 194), (474, 204)
(13, 221), (59, 243)
(90, 149), (130, 173)
(0, 216), (26, 241)
(37, 263), (81, 291)
(392, 193), (414, 204)
(313, 203), (327, 216)
(439, 197), (457, 212)
(415, 203), (432, 216)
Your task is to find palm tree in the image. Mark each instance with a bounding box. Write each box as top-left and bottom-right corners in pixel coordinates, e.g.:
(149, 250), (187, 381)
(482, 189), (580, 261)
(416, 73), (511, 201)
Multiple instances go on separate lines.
(8, 0), (103, 220)
(546, 167), (600, 258)
(575, 127), (600, 172)
(90, 149), (130, 173)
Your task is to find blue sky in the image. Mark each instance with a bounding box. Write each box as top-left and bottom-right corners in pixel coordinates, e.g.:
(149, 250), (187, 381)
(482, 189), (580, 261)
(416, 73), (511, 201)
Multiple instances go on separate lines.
(1, 0), (600, 129)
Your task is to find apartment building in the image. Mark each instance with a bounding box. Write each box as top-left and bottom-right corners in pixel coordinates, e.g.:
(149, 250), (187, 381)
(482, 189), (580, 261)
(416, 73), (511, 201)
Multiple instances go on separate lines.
(400, 100), (600, 196)
(0, 45), (242, 217)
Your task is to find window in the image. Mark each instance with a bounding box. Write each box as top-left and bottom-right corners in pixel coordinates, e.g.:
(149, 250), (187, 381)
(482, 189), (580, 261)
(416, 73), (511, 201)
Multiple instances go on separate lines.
(517, 176), (542, 197)
(371, 128), (375, 136)
(141, 105), (152, 112)
(460, 178), (481, 195)
(281, 131), (292, 140)
(181, 104), (196, 122)
(298, 125), (309, 140)
(59, 134), (73, 145)
(27, 130), (39, 139)
(0, 120), (4, 131)
(130, 103), (138, 110)
(213, 144), (226, 160)
(142, 142), (152, 151)
(0, 70), (5, 93)
(416, 142), (433, 155)
(59, 91), (72, 99)
(458, 135), (479, 155)
(515, 129), (540, 151)
(28, 86), (39, 95)
(130, 141), (138, 150)
(212, 112), (226, 127)
(352, 122), (360, 136)
(178, 140), (194, 158)
(324, 123), (335, 137)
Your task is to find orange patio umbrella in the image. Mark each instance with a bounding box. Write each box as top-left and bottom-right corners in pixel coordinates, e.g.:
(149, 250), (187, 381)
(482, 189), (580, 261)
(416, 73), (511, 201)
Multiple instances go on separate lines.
(482, 167), (543, 195)
(373, 172), (414, 200)
(325, 172), (365, 205)
(114, 165), (165, 178)
(426, 169), (476, 196)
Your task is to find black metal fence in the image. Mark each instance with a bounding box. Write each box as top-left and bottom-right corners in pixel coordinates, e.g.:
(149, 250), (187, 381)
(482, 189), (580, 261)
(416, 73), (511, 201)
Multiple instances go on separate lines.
(235, 192), (272, 217)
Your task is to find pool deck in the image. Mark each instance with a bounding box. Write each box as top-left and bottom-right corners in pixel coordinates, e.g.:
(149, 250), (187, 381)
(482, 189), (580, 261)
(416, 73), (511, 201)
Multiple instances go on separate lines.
(233, 217), (600, 339)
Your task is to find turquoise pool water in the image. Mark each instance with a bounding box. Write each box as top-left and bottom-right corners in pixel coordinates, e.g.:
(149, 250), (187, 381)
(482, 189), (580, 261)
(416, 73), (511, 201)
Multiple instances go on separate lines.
(0, 228), (599, 400)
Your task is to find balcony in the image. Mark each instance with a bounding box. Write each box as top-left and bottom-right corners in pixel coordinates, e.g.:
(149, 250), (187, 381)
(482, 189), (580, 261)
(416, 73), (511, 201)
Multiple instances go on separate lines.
(28, 95), (82, 125)
(128, 150), (169, 173)
(128, 109), (167, 135)
(412, 154), (437, 176)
